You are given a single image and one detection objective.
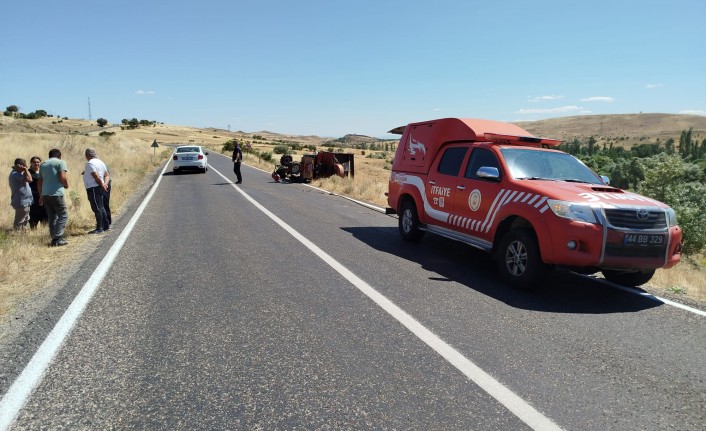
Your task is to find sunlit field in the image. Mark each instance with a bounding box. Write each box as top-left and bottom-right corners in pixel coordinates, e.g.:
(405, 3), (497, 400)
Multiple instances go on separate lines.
(0, 132), (167, 320)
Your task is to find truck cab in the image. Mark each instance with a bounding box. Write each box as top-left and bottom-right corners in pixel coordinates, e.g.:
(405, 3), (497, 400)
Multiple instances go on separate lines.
(387, 118), (682, 289)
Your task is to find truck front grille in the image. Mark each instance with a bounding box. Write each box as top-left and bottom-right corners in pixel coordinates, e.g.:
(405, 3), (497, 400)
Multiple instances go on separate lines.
(604, 209), (667, 230)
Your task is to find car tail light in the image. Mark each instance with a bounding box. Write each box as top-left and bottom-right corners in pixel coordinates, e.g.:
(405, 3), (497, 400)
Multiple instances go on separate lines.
(198, 155), (204, 160)
(173, 155), (178, 160)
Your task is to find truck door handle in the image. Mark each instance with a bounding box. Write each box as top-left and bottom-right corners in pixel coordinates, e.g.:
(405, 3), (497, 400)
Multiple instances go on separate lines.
(457, 186), (466, 190)
(429, 180), (436, 185)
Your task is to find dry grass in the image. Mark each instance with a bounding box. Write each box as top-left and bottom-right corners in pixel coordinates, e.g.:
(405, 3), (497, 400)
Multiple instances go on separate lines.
(0, 131), (168, 319)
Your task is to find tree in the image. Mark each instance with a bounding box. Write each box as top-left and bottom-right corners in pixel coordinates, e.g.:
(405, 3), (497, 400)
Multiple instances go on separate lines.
(679, 127), (693, 159)
(97, 118), (108, 127)
(638, 154), (706, 255)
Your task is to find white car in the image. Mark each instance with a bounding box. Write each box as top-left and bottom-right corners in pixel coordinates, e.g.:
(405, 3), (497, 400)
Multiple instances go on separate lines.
(172, 145), (208, 174)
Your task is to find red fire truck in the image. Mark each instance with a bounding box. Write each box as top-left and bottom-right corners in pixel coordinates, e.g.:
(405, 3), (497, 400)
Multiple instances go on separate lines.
(386, 118), (682, 289)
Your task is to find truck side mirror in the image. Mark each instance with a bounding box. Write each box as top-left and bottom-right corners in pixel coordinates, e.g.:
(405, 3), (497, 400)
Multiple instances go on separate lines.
(476, 166), (500, 181)
(601, 175), (610, 185)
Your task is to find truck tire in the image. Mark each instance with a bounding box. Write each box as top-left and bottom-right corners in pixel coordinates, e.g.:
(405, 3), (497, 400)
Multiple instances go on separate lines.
(399, 200), (424, 242)
(602, 269), (655, 287)
(280, 154), (293, 165)
(497, 228), (544, 289)
(290, 162), (301, 175)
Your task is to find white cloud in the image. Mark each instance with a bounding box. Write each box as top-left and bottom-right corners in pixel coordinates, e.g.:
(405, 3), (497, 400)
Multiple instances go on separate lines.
(528, 95), (564, 102)
(516, 105), (582, 115)
(679, 110), (706, 116)
(579, 96), (614, 102)
(645, 83), (663, 89)
(135, 90), (155, 95)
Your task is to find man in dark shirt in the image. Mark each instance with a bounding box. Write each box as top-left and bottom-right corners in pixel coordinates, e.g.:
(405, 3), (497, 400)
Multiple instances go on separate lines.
(232, 143), (243, 184)
(28, 156), (48, 228)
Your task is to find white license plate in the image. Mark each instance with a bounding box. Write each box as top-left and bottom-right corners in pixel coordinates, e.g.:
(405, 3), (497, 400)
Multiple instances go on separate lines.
(182, 156), (194, 160)
(623, 233), (664, 246)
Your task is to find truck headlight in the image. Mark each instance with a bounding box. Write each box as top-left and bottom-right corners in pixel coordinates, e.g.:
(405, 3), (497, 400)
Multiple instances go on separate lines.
(666, 208), (678, 226)
(547, 199), (598, 224)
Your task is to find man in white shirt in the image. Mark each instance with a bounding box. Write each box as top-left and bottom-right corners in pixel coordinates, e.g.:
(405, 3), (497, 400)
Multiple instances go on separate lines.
(82, 148), (110, 234)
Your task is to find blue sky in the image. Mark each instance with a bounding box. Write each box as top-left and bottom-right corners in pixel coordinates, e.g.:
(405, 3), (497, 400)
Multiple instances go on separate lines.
(2, 0), (705, 138)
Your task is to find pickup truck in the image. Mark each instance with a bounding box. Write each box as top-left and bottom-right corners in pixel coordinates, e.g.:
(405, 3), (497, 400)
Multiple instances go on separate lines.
(386, 118), (682, 289)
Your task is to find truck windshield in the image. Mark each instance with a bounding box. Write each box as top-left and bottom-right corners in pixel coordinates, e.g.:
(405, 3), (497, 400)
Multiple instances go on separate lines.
(500, 148), (604, 184)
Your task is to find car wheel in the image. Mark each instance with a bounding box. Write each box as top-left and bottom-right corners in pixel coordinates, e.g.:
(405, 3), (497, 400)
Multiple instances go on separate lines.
(602, 269), (655, 287)
(399, 199), (424, 241)
(497, 228), (544, 289)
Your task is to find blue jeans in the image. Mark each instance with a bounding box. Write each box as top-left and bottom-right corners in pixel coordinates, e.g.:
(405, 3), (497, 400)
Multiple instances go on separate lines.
(86, 186), (109, 230)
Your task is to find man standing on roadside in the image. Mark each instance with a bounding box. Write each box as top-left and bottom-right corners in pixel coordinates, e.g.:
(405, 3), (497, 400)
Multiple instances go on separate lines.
(37, 148), (69, 246)
(28, 156), (48, 228)
(232, 142), (243, 184)
(8, 158), (33, 230)
(82, 148), (110, 234)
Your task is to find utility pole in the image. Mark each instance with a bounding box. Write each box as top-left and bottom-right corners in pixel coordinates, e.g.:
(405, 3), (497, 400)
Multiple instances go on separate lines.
(88, 97), (92, 121)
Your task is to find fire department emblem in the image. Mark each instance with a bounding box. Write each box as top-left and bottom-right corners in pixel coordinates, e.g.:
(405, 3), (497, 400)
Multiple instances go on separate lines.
(469, 189), (481, 211)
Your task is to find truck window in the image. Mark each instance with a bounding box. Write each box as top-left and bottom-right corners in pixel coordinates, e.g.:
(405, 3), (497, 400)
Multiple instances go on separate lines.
(464, 148), (500, 180)
(437, 147), (469, 176)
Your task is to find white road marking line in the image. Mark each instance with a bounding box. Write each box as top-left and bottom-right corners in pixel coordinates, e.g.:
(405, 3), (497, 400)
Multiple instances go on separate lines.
(0, 162), (171, 431)
(589, 277), (706, 317)
(211, 166), (563, 431)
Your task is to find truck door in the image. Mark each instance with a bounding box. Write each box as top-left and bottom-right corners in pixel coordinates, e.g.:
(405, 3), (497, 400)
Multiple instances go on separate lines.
(426, 144), (469, 226)
(453, 147), (503, 241)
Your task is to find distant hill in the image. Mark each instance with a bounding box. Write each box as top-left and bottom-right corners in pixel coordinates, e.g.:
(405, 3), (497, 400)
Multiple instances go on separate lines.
(515, 113), (706, 148)
(333, 134), (378, 146)
(3, 113), (705, 150)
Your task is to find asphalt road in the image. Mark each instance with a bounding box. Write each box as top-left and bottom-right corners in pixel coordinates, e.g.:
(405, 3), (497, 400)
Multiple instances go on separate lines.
(1, 153), (704, 430)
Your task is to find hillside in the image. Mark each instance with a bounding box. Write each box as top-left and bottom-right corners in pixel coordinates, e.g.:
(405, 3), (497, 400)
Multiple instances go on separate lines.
(2, 113), (705, 150)
(515, 113), (706, 148)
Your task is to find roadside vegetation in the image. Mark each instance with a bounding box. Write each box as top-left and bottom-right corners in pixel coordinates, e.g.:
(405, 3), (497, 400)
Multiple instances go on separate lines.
(1, 111), (705, 324)
(0, 129), (168, 321)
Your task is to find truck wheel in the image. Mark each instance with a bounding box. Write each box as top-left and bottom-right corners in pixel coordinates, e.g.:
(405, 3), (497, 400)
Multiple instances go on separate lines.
(497, 229), (544, 289)
(399, 200), (424, 242)
(280, 154), (293, 165)
(602, 269), (655, 287)
(290, 162), (301, 175)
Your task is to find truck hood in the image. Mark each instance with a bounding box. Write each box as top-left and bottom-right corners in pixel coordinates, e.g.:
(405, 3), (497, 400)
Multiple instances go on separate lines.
(516, 180), (669, 209)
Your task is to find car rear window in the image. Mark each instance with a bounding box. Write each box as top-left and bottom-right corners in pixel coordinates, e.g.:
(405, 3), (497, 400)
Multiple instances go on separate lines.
(177, 147), (200, 153)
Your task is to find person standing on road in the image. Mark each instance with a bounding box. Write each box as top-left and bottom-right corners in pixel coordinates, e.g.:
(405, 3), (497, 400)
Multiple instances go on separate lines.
(82, 148), (110, 234)
(232, 142), (243, 184)
(37, 148), (69, 246)
(28, 156), (48, 228)
(8, 158), (33, 230)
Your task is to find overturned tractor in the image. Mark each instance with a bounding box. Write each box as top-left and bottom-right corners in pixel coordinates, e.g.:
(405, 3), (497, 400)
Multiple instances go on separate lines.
(272, 151), (355, 183)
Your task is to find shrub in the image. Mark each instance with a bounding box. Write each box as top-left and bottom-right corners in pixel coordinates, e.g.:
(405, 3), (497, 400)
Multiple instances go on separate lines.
(273, 145), (290, 155)
(222, 140), (235, 152)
